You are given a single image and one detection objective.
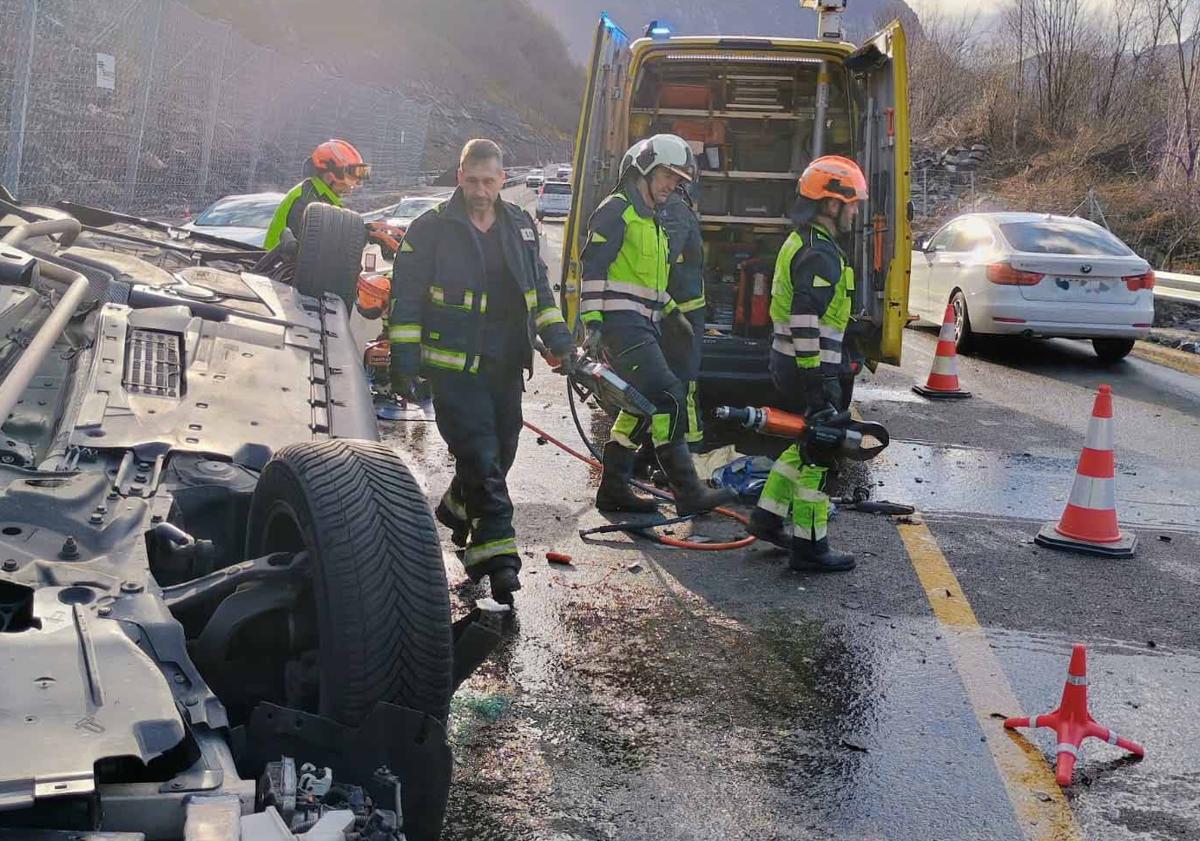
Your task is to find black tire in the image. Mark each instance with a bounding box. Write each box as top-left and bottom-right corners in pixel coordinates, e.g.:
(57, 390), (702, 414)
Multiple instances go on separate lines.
(950, 290), (976, 355)
(246, 440), (452, 725)
(293, 202), (366, 305)
(1093, 338), (1135, 363)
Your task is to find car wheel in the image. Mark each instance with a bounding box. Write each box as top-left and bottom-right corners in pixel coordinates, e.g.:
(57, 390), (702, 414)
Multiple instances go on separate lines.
(245, 440), (452, 725)
(293, 203), (367, 306)
(950, 290), (976, 355)
(1093, 338), (1135, 363)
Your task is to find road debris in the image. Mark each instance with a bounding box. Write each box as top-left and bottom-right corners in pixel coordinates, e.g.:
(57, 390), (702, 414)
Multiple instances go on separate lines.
(547, 551), (574, 566)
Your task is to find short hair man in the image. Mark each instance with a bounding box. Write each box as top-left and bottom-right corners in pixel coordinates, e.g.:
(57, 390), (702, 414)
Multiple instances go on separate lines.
(388, 139), (573, 603)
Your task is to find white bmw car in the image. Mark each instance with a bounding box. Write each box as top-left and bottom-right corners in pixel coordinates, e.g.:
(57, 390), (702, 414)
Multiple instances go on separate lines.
(910, 212), (1155, 361)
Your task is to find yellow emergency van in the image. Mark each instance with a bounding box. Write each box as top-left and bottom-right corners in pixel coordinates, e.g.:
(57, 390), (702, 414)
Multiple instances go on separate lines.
(561, 15), (911, 392)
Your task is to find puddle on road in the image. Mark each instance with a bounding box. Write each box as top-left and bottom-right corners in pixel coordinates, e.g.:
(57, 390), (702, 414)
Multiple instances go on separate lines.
(444, 582), (1023, 841)
(839, 441), (1200, 533)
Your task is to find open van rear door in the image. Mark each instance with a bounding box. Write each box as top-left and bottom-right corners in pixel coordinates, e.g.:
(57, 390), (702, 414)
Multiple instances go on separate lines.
(846, 21), (910, 366)
(561, 15), (632, 329)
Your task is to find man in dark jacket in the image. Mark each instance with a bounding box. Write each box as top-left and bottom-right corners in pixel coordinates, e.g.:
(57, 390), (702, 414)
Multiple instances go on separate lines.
(388, 139), (573, 603)
(264, 139), (369, 249)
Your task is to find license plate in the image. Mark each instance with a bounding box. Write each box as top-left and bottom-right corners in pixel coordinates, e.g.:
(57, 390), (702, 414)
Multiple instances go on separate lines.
(1053, 276), (1113, 290)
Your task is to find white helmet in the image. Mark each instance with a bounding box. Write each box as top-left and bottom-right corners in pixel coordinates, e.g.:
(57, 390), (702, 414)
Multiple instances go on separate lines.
(619, 134), (696, 183)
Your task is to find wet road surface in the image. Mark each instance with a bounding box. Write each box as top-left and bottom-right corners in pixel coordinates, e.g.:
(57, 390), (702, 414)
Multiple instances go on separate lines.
(381, 195), (1200, 840)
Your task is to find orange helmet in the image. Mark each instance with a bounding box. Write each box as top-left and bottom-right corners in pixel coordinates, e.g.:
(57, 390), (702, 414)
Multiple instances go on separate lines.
(355, 272), (391, 319)
(311, 139), (371, 190)
(798, 156), (868, 204)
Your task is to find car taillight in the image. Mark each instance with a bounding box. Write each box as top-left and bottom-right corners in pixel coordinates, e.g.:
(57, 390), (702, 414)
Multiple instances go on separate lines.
(1123, 270), (1155, 291)
(986, 263), (1044, 286)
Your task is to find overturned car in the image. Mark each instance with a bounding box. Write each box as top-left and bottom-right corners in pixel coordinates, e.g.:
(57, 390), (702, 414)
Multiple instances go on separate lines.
(0, 191), (496, 841)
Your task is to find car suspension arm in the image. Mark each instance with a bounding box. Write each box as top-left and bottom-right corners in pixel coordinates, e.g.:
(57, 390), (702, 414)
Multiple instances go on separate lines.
(161, 551), (309, 612)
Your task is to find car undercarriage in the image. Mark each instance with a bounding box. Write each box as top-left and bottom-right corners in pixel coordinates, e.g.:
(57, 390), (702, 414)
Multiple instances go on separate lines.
(0, 194), (500, 841)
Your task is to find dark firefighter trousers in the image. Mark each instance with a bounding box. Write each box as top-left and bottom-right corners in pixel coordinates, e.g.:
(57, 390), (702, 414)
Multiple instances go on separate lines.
(661, 307), (705, 445)
(603, 321), (687, 450)
(429, 364), (524, 578)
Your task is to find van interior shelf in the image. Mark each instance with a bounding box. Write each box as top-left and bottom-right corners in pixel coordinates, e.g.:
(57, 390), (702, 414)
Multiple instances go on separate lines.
(631, 106), (815, 121)
(702, 171), (797, 181)
(699, 215), (792, 226)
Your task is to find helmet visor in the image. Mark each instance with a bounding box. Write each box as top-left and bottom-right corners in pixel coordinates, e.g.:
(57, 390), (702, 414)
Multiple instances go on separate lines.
(663, 164), (694, 183)
(345, 162), (372, 183)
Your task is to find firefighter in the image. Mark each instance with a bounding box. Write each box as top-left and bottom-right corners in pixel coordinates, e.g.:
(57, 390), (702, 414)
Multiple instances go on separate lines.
(582, 134), (734, 515)
(660, 175), (706, 449)
(747, 156), (868, 572)
(263, 139), (370, 250)
(388, 139), (573, 604)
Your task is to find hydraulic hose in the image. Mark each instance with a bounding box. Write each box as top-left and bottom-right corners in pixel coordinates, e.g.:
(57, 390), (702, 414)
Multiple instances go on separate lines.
(521, 383), (756, 551)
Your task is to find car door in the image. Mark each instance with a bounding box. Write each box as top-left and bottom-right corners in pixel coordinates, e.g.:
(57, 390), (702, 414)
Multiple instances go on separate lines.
(923, 221), (969, 320)
(561, 15), (632, 331)
(846, 20), (911, 365)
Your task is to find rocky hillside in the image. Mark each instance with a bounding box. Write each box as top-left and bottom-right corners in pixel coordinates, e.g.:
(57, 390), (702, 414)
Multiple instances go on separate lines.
(187, 0), (582, 168)
(530, 0), (918, 56)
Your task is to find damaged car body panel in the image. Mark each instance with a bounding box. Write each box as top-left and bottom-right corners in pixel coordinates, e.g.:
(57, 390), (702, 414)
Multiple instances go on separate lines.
(0, 198), (500, 841)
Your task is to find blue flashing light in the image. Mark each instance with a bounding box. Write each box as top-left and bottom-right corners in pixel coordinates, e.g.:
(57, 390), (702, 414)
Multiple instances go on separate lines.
(645, 19), (671, 40)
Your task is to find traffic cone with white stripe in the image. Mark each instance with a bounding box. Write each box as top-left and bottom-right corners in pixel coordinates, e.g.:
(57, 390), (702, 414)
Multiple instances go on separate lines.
(1035, 384), (1137, 558)
(912, 303), (971, 398)
(1004, 644), (1144, 786)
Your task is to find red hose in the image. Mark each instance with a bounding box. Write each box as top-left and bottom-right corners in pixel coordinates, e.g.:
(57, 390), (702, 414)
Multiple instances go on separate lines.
(522, 419), (757, 551)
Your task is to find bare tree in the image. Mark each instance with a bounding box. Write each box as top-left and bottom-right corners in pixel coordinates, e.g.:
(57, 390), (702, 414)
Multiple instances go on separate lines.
(1026, 0), (1095, 131)
(1163, 0), (1200, 182)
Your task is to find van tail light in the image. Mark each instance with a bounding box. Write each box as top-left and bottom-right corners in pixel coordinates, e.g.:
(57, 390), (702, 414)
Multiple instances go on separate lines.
(986, 262), (1044, 286)
(1123, 270), (1155, 291)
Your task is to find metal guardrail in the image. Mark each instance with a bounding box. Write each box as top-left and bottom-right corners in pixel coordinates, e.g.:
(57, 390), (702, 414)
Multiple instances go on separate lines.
(1155, 271), (1200, 305)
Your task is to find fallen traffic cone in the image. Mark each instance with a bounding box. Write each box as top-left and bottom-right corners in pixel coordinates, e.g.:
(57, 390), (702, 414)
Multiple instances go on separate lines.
(1004, 644), (1144, 786)
(912, 302), (971, 398)
(1035, 384), (1136, 558)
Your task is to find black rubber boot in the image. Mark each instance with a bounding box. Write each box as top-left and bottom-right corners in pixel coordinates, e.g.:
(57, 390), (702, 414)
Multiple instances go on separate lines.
(435, 500), (471, 548)
(747, 508), (791, 550)
(656, 442), (736, 516)
(790, 537), (856, 572)
(488, 566), (522, 605)
(596, 441), (660, 513)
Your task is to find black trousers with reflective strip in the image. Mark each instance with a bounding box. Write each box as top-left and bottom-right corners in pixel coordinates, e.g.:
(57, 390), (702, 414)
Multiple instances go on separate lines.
(428, 364), (524, 576)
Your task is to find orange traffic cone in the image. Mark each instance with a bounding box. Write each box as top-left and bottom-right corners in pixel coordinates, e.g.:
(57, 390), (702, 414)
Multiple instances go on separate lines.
(1004, 645), (1144, 785)
(912, 303), (971, 399)
(1035, 384), (1136, 558)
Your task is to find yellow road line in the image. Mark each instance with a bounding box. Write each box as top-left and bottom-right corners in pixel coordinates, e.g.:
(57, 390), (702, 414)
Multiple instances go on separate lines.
(1132, 341), (1200, 377)
(896, 518), (1084, 841)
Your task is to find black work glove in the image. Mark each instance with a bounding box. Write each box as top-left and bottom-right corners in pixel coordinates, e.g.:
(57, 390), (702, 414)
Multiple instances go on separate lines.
(390, 372), (417, 401)
(800, 369), (830, 417)
(583, 321), (603, 356)
(822, 375), (844, 413)
(663, 308), (694, 342)
(555, 350), (578, 376)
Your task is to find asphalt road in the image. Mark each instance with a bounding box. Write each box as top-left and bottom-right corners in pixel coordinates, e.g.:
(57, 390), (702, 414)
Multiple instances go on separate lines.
(380, 189), (1200, 841)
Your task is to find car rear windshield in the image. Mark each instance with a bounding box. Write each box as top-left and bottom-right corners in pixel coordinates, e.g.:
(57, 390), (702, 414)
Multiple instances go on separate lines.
(999, 221), (1133, 256)
(196, 198), (279, 228)
(391, 198), (440, 217)
(543, 183), (571, 195)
